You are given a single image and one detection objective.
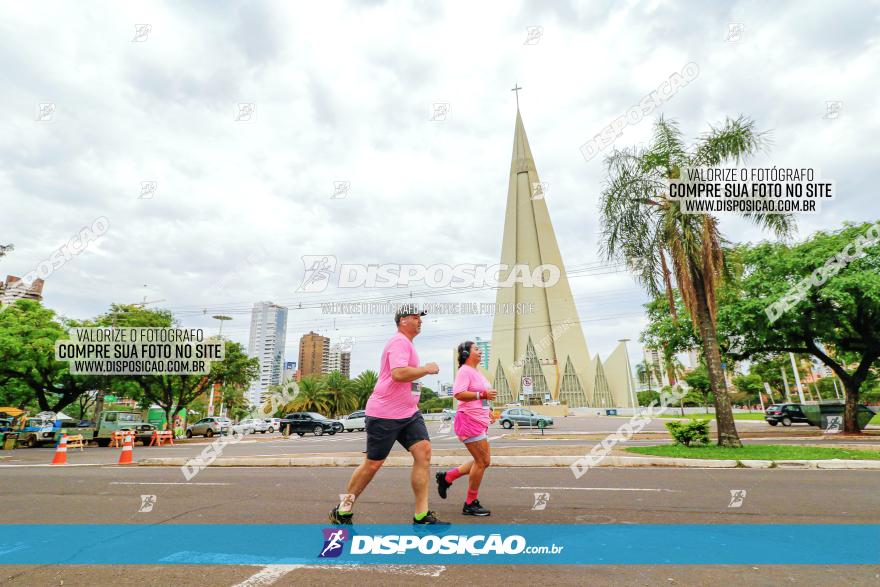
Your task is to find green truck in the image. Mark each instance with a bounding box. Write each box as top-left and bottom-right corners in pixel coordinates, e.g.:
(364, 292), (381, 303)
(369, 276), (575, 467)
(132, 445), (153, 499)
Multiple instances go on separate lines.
(91, 411), (158, 446)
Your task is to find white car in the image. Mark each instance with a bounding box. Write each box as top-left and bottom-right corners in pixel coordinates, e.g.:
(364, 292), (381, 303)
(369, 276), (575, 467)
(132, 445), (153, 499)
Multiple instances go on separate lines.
(263, 418), (281, 433)
(232, 420), (255, 435)
(340, 410), (366, 432)
(239, 418), (269, 433)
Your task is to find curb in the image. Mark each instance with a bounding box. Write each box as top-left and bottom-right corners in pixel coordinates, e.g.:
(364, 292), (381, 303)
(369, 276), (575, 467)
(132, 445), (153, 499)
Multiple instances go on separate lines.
(136, 455), (880, 469)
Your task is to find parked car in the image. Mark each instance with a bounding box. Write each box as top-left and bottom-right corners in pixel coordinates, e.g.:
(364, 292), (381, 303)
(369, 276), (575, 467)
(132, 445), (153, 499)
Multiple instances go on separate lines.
(764, 404), (810, 426)
(239, 418), (269, 433)
(264, 418), (281, 433)
(498, 408), (554, 429)
(340, 410), (366, 432)
(186, 417), (231, 438)
(280, 412), (343, 436)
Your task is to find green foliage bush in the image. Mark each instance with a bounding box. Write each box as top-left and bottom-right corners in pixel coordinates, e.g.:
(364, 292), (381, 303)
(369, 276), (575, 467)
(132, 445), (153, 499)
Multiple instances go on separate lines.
(665, 419), (710, 446)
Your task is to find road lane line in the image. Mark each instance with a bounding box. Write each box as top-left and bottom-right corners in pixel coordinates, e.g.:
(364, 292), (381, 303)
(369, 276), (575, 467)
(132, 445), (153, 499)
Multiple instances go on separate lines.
(109, 481), (230, 486)
(232, 565), (303, 586)
(514, 486), (681, 492)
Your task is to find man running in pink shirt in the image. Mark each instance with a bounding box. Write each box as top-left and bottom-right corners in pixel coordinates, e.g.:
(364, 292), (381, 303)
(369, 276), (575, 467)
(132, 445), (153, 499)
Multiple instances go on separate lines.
(329, 304), (448, 525)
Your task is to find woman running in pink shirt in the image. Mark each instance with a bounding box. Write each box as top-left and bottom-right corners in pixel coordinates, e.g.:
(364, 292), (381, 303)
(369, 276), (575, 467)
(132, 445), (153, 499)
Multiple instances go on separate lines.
(435, 340), (497, 516)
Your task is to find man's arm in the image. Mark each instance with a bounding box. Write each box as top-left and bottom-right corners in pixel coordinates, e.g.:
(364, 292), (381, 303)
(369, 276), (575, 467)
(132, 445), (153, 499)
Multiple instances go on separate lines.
(391, 363), (439, 383)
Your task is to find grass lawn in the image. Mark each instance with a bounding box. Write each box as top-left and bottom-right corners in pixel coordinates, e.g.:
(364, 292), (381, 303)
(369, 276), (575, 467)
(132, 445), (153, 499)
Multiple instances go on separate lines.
(625, 444), (880, 460)
(656, 413), (880, 424)
(655, 413), (766, 420)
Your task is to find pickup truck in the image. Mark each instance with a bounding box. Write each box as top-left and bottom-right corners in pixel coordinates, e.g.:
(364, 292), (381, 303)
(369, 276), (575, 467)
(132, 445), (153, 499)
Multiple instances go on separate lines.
(92, 411), (158, 446)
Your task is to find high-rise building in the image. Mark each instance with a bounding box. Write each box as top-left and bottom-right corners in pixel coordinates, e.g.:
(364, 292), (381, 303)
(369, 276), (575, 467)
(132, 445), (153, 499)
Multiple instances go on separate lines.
(642, 348), (668, 389)
(488, 106), (633, 408)
(474, 337), (491, 370)
(246, 301), (288, 406)
(0, 275), (44, 306)
(326, 344), (351, 378)
(299, 331), (330, 378)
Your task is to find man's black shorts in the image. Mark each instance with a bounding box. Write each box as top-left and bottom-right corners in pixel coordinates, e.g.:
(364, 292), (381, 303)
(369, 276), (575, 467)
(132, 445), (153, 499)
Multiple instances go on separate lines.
(364, 411), (430, 461)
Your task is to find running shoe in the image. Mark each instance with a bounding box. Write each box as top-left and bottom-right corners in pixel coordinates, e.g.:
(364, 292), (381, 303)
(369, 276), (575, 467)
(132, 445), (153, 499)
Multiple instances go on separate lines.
(435, 471), (452, 499)
(329, 506), (354, 525)
(462, 499), (490, 516)
(413, 510), (450, 525)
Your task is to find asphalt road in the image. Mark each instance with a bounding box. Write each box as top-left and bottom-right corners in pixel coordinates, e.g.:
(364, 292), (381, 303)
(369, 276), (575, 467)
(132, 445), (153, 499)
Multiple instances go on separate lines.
(3, 418), (877, 466)
(2, 464), (879, 585)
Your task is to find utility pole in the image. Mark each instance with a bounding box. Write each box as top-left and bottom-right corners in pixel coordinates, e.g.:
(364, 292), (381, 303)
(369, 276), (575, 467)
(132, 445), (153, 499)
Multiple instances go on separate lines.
(209, 316), (233, 416)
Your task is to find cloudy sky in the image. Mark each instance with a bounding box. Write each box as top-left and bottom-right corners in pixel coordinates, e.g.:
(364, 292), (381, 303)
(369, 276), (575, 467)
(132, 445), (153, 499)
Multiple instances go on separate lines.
(2, 0), (878, 388)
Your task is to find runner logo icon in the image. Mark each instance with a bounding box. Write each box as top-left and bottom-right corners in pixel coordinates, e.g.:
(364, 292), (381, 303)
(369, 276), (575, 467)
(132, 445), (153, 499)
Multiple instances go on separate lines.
(319, 528), (349, 558)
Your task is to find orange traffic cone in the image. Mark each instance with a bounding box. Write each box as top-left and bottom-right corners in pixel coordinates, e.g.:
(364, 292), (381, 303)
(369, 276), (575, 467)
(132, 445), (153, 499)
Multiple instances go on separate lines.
(51, 435), (68, 465)
(117, 435), (134, 465)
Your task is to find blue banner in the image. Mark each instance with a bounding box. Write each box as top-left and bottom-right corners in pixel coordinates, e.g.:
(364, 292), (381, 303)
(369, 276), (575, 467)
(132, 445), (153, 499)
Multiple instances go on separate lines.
(0, 524), (877, 565)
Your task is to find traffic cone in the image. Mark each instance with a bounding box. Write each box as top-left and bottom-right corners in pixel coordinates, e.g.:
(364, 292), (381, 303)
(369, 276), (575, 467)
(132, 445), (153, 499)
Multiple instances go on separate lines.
(51, 435), (68, 465)
(117, 435), (134, 465)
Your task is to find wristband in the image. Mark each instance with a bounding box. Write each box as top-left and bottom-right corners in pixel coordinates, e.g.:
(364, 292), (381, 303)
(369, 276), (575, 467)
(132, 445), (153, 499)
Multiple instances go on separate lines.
(479, 390), (487, 400)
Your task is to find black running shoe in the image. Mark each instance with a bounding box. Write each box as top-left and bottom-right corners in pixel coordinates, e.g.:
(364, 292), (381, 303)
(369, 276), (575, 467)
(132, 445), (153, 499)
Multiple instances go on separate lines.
(329, 506), (353, 525)
(462, 499), (490, 516)
(436, 471), (452, 500)
(413, 510), (450, 525)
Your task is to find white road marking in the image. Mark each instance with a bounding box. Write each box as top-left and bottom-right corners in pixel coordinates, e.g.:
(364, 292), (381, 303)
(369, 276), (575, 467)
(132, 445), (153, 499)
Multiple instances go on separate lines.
(109, 481), (230, 486)
(514, 486), (681, 492)
(488, 435), (503, 441)
(232, 565), (303, 587)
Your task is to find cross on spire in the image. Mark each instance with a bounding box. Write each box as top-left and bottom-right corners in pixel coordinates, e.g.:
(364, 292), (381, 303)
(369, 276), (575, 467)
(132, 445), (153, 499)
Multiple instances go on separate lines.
(511, 83), (522, 110)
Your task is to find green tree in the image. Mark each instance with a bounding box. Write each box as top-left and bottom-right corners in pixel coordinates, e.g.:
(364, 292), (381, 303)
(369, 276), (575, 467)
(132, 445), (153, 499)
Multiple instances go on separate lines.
(324, 370), (357, 417)
(683, 366), (712, 412)
(282, 376), (331, 415)
(731, 373), (764, 408)
(599, 115), (795, 446)
(351, 370), (378, 409)
(0, 300), (105, 413)
(719, 221), (880, 433)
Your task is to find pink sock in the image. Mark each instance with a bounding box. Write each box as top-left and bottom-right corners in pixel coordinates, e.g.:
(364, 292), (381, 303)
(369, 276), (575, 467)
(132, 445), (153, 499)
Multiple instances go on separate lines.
(466, 488), (479, 504)
(445, 467), (464, 484)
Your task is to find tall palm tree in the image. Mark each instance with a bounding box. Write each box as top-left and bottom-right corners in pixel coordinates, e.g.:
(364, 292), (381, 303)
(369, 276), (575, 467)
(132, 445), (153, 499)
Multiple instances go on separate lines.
(324, 370), (357, 417)
(351, 370), (378, 409)
(600, 115), (795, 447)
(281, 376), (331, 415)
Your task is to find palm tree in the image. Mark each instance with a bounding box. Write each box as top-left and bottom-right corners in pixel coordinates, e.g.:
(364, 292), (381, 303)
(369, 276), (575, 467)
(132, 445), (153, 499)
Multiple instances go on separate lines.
(600, 115), (795, 447)
(351, 370), (378, 409)
(635, 360), (660, 391)
(324, 370), (358, 417)
(281, 376), (331, 415)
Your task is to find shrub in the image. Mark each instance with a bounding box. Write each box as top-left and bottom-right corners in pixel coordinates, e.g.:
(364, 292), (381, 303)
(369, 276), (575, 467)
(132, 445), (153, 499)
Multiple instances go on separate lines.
(665, 419), (710, 446)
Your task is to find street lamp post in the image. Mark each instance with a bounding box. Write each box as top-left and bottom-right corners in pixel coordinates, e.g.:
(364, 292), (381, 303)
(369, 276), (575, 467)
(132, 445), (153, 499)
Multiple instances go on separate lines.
(209, 316), (233, 416)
